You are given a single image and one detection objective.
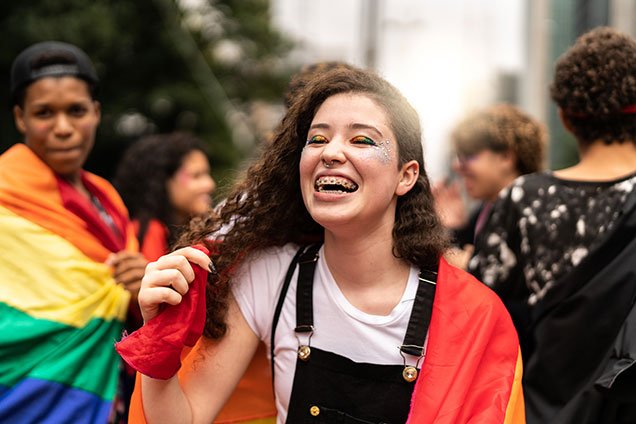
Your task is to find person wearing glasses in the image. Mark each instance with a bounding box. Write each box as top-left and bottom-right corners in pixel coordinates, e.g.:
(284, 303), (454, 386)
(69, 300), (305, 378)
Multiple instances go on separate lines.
(434, 103), (546, 269)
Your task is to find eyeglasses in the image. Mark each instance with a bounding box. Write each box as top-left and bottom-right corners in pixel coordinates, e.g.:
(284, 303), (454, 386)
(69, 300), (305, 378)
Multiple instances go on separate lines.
(455, 152), (480, 167)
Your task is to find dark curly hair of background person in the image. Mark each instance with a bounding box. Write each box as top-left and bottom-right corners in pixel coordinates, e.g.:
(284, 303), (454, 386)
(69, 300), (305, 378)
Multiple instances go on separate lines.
(550, 26), (636, 145)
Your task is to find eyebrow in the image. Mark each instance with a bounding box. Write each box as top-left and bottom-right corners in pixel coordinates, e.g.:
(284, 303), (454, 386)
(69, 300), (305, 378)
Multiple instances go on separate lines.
(308, 122), (384, 138)
(30, 99), (92, 108)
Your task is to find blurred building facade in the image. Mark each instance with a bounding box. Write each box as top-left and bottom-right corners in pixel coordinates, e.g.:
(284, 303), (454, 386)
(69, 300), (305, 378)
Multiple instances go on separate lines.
(271, 0), (636, 178)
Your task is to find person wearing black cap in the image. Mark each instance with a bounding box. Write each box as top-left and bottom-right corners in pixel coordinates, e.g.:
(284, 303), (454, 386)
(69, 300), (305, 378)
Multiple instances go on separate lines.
(0, 41), (147, 423)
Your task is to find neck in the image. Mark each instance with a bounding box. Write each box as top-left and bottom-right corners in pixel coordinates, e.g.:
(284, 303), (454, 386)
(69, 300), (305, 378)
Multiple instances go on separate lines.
(322, 225), (411, 315)
(169, 210), (189, 227)
(554, 140), (636, 181)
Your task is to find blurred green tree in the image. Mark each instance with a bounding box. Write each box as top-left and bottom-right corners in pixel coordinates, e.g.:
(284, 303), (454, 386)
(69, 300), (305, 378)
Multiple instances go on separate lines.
(0, 0), (294, 191)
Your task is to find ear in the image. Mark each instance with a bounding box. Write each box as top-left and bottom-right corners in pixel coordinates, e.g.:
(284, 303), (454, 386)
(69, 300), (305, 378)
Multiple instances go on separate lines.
(500, 149), (516, 171)
(13, 105), (26, 135)
(93, 101), (102, 124)
(396, 160), (419, 196)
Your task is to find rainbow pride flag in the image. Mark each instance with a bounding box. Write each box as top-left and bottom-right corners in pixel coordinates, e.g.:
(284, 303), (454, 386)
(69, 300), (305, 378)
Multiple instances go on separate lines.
(0, 144), (137, 423)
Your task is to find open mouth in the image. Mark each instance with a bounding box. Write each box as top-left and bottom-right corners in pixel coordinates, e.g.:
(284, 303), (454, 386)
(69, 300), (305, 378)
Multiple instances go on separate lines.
(315, 176), (359, 193)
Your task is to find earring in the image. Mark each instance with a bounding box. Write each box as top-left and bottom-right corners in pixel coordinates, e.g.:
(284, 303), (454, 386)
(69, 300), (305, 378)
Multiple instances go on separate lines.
(323, 159), (334, 168)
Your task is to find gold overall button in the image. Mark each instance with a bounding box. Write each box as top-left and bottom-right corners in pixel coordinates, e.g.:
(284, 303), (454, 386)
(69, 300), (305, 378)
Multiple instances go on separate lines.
(298, 345), (311, 361)
(403, 366), (418, 382)
(310, 405), (320, 416)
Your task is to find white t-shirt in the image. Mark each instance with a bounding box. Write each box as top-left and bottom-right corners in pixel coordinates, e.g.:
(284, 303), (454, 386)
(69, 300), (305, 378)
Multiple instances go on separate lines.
(231, 244), (423, 423)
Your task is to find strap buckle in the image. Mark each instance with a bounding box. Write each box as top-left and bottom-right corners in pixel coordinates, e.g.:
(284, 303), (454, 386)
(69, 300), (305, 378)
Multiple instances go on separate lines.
(294, 324), (314, 333)
(398, 345), (425, 383)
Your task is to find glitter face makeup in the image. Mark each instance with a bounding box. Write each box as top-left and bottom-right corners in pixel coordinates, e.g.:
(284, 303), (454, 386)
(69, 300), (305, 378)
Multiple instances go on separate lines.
(376, 139), (392, 164)
(305, 134), (328, 146)
(349, 137), (393, 166)
(303, 135), (393, 166)
(299, 92), (411, 231)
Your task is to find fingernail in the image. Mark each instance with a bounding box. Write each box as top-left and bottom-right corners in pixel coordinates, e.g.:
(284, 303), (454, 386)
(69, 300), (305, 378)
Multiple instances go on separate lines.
(208, 261), (218, 275)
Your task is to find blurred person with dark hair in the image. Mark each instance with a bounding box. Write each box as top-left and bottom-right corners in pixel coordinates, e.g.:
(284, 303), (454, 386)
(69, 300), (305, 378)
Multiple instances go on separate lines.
(114, 132), (277, 423)
(434, 104), (546, 269)
(469, 27), (636, 423)
(114, 132), (217, 262)
(117, 65), (524, 423)
(0, 41), (146, 423)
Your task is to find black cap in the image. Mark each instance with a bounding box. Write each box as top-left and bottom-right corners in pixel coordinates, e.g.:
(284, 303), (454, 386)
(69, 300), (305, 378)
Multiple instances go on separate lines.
(10, 41), (99, 104)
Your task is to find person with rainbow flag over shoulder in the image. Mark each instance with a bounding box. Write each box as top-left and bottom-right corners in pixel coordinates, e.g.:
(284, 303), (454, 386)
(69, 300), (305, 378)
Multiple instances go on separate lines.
(0, 41), (147, 423)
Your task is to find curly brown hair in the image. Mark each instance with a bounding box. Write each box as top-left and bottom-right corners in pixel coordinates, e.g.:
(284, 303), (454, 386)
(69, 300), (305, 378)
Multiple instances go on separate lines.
(284, 61), (355, 108)
(181, 66), (449, 339)
(452, 104), (547, 175)
(550, 26), (636, 145)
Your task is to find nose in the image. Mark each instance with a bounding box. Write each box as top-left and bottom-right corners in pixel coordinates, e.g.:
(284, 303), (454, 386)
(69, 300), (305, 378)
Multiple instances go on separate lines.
(321, 137), (347, 167)
(53, 113), (73, 138)
(205, 174), (217, 194)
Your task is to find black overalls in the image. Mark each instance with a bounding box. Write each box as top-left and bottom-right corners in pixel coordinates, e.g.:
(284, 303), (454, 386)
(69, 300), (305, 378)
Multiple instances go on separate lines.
(270, 245), (437, 423)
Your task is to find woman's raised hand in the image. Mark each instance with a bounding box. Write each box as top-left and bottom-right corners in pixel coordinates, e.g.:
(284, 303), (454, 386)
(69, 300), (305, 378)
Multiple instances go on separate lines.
(432, 178), (468, 230)
(138, 246), (212, 323)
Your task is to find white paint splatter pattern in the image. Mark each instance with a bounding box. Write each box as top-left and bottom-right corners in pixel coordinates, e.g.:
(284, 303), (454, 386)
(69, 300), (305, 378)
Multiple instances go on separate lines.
(469, 171), (636, 304)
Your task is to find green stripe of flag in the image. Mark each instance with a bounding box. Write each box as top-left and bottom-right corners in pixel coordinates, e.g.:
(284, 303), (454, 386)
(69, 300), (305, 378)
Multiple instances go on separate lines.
(0, 302), (124, 400)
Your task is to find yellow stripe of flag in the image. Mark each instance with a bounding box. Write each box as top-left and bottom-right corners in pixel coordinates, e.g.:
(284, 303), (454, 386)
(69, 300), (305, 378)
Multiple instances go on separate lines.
(503, 348), (526, 423)
(0, 205), (129, 327)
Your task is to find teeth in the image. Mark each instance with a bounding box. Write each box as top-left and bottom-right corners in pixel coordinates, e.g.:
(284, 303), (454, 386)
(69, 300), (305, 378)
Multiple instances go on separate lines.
(315, 176), (358, 193)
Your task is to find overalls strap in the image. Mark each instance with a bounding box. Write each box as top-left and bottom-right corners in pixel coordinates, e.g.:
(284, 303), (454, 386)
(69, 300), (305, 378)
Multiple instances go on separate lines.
(400, 269), (437, 357)
(270, 244), (321, 385)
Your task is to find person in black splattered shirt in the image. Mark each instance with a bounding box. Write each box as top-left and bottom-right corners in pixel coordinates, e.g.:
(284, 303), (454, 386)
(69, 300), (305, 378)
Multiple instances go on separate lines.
(469, 26), (636, 424)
